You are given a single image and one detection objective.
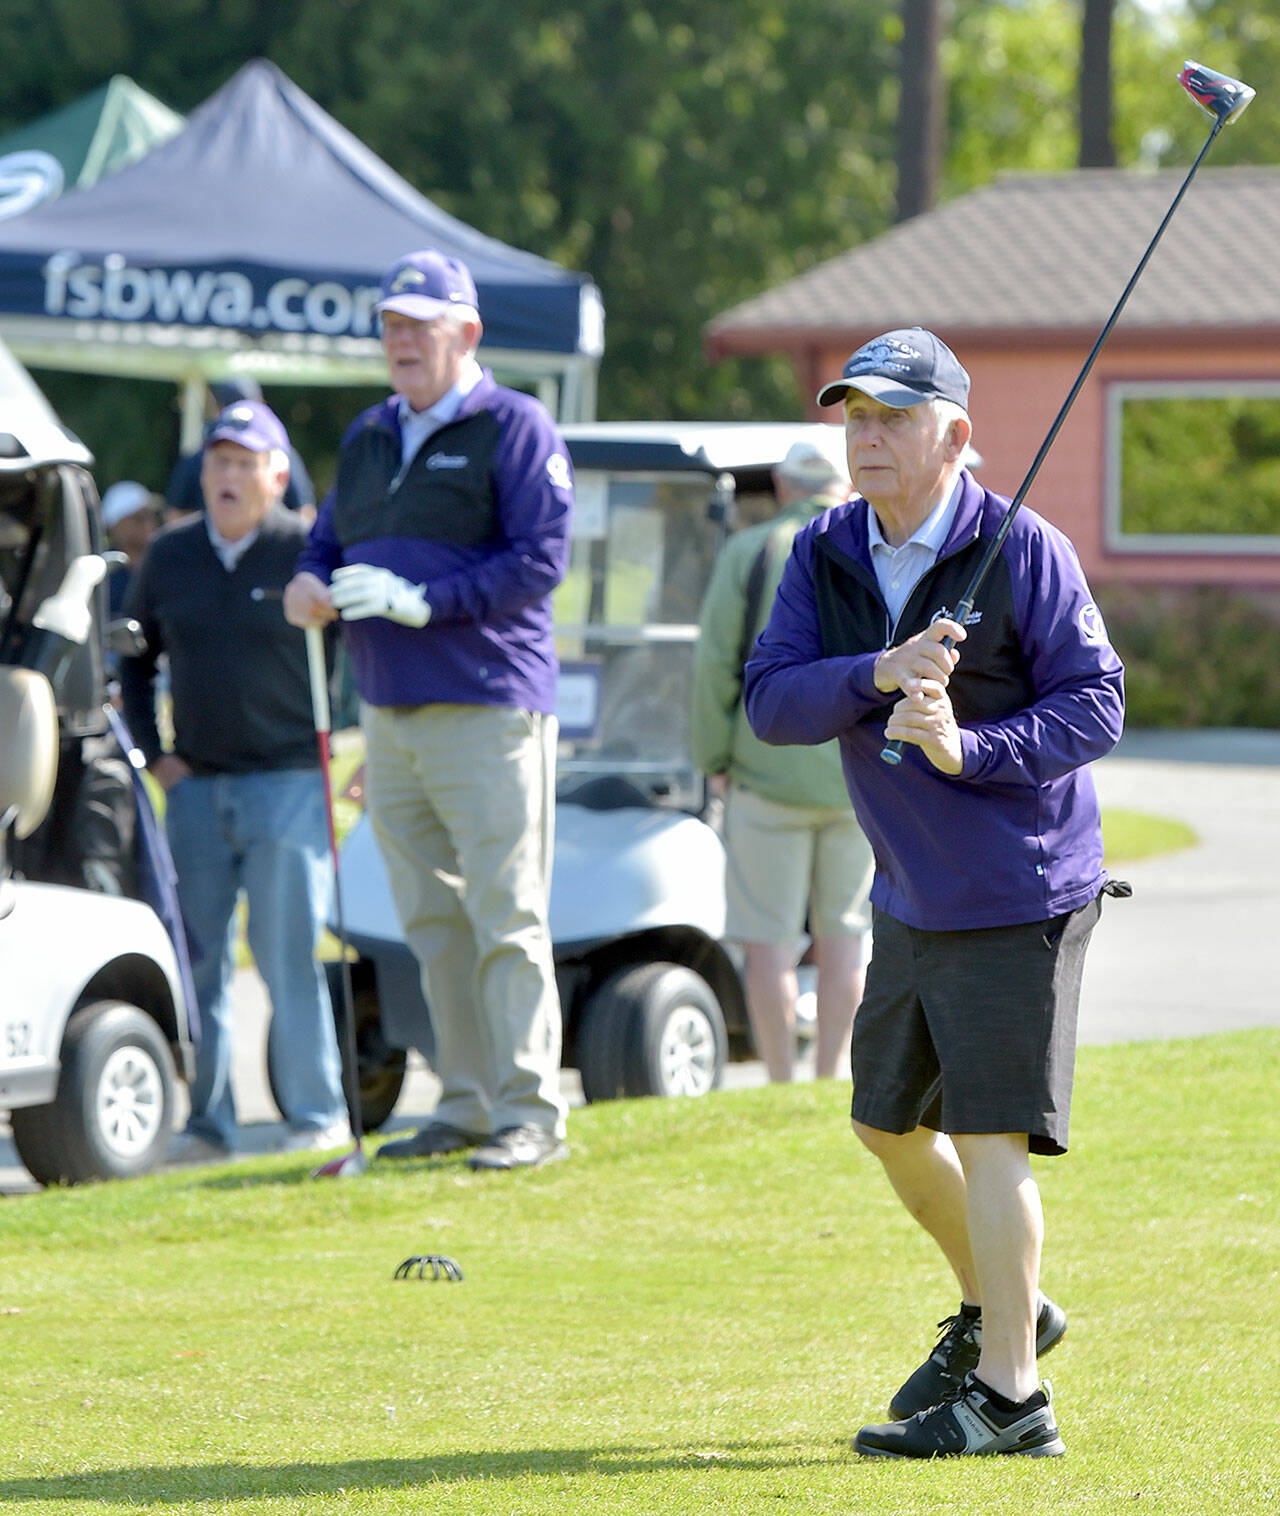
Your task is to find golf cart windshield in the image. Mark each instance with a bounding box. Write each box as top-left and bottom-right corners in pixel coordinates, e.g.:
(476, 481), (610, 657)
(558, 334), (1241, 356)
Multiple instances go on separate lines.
(553, 467), (725, 811)
(0, 395), (103, 738)
(552, 422), (847, 814)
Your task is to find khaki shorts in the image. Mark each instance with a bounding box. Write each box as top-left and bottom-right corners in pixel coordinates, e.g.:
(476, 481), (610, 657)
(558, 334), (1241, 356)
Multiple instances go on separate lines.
(723, 785), (873, 944)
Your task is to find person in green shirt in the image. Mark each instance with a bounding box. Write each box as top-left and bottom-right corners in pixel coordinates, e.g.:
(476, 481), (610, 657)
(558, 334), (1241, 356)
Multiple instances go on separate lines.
(691, 441), (873, 1081)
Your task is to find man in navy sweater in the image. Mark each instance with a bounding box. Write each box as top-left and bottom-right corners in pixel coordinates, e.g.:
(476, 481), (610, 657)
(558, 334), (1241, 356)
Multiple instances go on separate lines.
(122, 400), (348, 1163)
(285, 249), (572, 1172)
(745, 329), (1125, 1459)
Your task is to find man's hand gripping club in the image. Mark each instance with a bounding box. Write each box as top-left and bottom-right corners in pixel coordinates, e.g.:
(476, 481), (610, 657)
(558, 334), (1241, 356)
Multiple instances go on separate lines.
(874, 619), (966, 776)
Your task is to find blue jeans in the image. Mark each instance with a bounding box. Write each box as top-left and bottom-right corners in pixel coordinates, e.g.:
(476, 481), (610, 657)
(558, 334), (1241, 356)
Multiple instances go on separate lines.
(165, 769), (346, 1147)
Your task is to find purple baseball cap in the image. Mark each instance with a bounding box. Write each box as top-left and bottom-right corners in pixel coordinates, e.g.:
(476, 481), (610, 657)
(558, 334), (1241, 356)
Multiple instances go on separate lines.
(205, 399), (290, 455)
(816, 327), (970, 411)
(375, 249), (479, 322)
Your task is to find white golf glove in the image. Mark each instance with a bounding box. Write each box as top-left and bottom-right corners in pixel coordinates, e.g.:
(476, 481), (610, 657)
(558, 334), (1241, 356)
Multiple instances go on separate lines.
(329, 563), (431, 628)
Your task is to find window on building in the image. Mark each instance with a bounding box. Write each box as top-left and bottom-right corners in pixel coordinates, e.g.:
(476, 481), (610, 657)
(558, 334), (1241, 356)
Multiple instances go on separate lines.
(1107, 381), (1280, 555)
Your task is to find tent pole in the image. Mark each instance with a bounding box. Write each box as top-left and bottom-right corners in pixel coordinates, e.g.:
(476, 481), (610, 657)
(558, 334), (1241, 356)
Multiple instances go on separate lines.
(557, 358), (597, 424)
(574, 358), (598, 423)
(536, 375), (560, 418)
(178, 374), (206, 454)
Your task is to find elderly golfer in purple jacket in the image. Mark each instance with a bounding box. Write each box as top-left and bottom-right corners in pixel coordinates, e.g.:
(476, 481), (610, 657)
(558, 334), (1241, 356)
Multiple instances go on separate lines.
(285, 249), (572, 1172)
(744, 328), (1125, 1459)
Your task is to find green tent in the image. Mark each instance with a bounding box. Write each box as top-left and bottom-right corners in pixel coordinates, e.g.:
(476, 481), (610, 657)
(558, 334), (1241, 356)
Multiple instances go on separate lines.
(0, 76), (182, 207)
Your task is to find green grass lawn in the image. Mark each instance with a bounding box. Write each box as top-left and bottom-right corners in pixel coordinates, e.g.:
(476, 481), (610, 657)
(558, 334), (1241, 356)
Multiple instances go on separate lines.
(1102, 807), (1197, 864)
(2, 1030), (1276, 1513)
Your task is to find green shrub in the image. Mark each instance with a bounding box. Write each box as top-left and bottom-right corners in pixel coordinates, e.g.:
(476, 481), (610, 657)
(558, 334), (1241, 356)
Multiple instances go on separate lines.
(1097, 585), (1280, 728)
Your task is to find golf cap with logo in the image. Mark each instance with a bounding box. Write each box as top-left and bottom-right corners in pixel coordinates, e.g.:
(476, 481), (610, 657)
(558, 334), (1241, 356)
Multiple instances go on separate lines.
(776, 439), (847, 489)
(376, 249), (479, 323)
(816, 327), (970, 411)
(205, 399), (290, 455)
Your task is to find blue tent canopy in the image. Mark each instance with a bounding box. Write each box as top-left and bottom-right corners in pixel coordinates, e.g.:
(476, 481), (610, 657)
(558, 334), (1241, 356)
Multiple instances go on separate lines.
(0, 60), (602, 422)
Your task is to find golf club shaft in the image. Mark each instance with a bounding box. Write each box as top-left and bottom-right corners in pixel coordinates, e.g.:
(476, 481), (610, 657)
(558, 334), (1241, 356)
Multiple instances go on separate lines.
(880, 114), (1224, 767)
(305, 625), (364, 1146)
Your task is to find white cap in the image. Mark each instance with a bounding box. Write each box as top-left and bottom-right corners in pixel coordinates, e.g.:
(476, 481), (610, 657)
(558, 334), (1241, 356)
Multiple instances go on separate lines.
(100, 480), (155, 530)
(776, 439), (846, 489)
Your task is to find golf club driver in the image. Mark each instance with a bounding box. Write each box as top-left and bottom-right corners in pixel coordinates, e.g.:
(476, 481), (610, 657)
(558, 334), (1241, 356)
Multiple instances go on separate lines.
(880, 61), (1255, 766)
(305, 624), (368, 1178)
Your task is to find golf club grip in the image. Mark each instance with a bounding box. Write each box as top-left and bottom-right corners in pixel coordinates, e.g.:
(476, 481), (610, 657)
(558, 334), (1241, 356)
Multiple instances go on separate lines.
(878, 625), (959, 767)
(878, 583), (981, 767)
(304, 624), (331, 735)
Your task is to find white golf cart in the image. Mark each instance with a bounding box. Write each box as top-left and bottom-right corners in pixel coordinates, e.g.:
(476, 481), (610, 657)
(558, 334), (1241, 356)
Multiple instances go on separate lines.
(321, 422), (847, 1123)
(0, 359), (196, 1187)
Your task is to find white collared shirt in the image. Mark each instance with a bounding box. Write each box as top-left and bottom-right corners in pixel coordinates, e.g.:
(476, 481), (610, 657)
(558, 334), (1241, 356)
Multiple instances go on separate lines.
(205, 518), (259, 572)
(395, 357), (484, 478)
(868, 476), (963, 632)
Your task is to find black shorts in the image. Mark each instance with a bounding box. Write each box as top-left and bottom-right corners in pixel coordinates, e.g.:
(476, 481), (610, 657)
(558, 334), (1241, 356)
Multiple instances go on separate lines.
(850, 897), (1102, 1156)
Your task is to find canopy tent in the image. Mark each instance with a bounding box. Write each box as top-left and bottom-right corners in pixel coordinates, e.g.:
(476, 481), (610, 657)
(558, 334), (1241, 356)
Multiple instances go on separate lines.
(0, 76), (185, 218)
(0, 60), (603, 437)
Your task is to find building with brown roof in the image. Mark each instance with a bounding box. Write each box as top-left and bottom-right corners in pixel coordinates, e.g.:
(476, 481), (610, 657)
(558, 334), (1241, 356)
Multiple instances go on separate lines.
(706, 167), (1280, 594)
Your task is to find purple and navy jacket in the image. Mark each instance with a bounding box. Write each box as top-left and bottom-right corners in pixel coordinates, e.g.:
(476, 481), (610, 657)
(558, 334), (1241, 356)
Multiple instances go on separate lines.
(297, 370), (572, 714)
(743, 469), (1125, 931)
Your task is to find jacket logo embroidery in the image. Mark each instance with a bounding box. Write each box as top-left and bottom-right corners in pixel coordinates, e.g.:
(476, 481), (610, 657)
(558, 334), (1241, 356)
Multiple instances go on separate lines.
(932, 605), (983, 629)
(426, 452), (468, 469)
(1078, 602), (1107, 643)
(546, 453), (571, 490)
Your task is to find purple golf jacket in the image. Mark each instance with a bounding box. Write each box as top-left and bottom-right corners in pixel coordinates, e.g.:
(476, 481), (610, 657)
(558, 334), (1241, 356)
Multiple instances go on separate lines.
(743, 470), (1125, 931)
(298, 371), (572, 713)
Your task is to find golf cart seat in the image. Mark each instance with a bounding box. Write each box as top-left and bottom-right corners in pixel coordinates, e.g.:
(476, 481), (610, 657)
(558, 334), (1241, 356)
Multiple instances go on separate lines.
(0, 665), (59, 841)
(1, 387), (144, 896)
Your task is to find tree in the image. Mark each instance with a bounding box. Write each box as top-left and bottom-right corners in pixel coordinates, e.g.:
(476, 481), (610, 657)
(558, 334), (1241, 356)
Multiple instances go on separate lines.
(281, 0), (904, 421)
(896, 0), (946, 220)
(1178, 0), (1280, 163)
(1079, 0), (1116, 166)
(945, 1), (1200, 196)
(1, 0), (905, 472)
(0, 0), (1265, 490)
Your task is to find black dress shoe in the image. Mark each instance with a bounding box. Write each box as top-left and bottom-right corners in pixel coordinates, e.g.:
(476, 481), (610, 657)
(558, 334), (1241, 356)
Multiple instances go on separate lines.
(467, 1125), (568, 1171)
(376, 1121), (487, 1159)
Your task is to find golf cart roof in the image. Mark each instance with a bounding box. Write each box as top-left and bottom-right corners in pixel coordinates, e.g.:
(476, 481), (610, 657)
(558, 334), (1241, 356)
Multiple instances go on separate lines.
(560, 420), (846, 487)
(0, 334), (93, 472)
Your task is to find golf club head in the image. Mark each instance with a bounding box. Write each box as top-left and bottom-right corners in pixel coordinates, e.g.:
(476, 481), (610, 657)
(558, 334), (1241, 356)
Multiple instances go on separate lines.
(1179, 61), (1255, 125)
(312, 1144), (367, 1179)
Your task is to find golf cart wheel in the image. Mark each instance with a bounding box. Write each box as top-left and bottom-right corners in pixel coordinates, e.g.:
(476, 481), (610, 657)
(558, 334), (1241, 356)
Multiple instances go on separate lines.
(10, 1000), (176, 1186)
(577, 962), (727, 1103)
(265, 971), (407, 1132)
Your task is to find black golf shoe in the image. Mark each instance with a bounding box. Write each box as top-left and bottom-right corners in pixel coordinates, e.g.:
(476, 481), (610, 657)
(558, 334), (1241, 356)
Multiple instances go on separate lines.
(375, 1121), (486, 1159)
(856, 1373), (1065, 1459)
(467, 1125), (568, 1171)
(888, 1293), (1067, 1420)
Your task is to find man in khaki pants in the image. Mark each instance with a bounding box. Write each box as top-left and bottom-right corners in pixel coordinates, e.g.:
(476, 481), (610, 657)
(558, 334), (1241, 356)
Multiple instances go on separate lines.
(285, 248), (572, 1170)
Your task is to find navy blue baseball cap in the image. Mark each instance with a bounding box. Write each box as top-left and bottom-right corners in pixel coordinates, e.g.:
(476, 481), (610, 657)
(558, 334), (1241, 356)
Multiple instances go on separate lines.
(816, 327), (970, 411)
(376, 249), (479, 322)
(205, 399), (289, 455)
